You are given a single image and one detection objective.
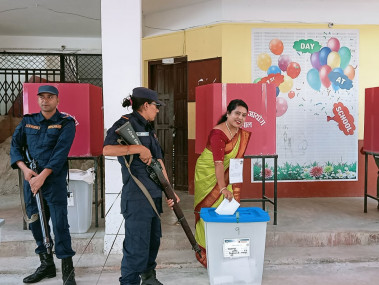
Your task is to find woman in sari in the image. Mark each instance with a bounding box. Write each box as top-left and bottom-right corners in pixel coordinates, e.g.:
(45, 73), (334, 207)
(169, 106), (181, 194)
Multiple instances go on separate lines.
(194, 99), (251, 267)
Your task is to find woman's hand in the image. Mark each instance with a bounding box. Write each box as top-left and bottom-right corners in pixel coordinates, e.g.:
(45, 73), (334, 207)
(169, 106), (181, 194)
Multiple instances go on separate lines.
(166, 192), (180, 209)
(221, 188), (233, 202)
(139, 145), (153, 165)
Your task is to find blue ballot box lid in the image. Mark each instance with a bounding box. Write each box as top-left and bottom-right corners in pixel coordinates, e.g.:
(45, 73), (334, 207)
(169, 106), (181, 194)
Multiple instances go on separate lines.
(200, 207), (270, 223)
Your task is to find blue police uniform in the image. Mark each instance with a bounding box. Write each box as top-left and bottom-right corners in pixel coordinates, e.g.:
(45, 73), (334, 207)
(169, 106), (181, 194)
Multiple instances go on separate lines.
(10, 110), (76, 259)
(104, 111), (164, 285)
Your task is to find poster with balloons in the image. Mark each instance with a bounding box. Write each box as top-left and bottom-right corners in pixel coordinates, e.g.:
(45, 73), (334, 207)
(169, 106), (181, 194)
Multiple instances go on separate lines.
(251, 29), (358, 182)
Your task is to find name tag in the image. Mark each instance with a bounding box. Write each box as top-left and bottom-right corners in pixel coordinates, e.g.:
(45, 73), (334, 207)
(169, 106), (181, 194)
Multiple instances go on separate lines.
(136, 132), (149, 137)
(25, 124), (40, 130)
(48, 124), (62, 129)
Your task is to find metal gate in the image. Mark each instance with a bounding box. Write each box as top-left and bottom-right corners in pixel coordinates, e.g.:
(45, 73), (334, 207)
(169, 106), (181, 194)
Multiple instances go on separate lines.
(0, 52), (102, 116)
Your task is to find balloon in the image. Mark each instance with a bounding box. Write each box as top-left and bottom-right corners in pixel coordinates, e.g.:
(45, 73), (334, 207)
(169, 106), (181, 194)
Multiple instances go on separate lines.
(257, 53), (272, 71)
(287, 62), (301, 79)
(253, 77), (262, 83)
(278, 54), (291, 71)
(269, 39), (284, 55)
(267, 65), (281, 75)
(319, 47), (331, 66)
(276, 87), (280, 97)
(288, 91), (295, 99)
(307, 68), (321, 91)
(319, 65), (332, 88)
(276, 97), (288, 117)
(327, 37), (340, 52)
(310, 52), (322, 70)
(278, 75), (293, 93)
(339, 47), (351, 69)
(327, 51), (341, 69)
(344, 65), (355, 80)
(331, 68), (344, 91)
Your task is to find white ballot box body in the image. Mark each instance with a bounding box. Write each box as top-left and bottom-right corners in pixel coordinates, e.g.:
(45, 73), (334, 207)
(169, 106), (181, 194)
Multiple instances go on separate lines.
(200, 207), (270, 285)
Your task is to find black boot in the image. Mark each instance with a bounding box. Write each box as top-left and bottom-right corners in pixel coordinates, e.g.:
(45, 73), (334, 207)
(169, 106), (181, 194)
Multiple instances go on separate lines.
(141, 269), (163, 285)
(61, 257), (76, 285)
(23, 252), (56, 283)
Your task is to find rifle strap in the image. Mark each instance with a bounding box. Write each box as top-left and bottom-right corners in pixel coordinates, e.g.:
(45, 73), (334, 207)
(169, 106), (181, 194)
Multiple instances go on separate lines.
(18, 170), (39, 225)
(118, 140), (161, 219)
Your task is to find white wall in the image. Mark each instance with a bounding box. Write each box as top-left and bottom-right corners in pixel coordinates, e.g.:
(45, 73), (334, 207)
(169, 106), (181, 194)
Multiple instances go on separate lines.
(0, 35), (101, 53)
(101, 0), (142, 255)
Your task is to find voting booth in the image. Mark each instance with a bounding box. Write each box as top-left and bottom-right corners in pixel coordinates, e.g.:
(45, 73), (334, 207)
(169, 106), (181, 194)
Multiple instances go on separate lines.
(23, 83), (104, 157)
(201, 207), (270, 285)
(195, 83), (276, 155)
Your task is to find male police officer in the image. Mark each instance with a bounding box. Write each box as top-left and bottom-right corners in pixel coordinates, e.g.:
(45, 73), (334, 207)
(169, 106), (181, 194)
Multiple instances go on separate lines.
(10, 85), (77, 284)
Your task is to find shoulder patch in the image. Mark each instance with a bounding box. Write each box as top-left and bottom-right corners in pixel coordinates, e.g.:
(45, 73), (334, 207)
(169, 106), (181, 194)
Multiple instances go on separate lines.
(60, 112), (79, 126)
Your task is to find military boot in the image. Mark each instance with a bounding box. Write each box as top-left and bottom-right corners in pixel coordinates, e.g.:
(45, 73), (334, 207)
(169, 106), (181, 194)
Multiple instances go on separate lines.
(23, 252), (56, 283)
(61, 257), (76, 285)
(141, 269), (163, 285)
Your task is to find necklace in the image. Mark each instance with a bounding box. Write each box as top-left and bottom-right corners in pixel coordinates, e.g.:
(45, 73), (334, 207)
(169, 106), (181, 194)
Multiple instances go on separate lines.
(225, 121), (237, 139)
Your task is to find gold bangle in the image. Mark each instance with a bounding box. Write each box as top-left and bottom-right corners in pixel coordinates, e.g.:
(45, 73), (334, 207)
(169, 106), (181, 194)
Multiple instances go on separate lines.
(219, 186), (227, 193)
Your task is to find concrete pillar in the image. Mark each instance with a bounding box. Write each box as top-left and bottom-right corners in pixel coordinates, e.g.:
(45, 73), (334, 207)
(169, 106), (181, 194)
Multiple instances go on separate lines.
(101, 0), (142, 254)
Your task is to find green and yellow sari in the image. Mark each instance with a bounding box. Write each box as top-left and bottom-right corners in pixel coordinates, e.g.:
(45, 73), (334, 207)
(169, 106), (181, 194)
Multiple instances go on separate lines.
(194, 128), (251, 267)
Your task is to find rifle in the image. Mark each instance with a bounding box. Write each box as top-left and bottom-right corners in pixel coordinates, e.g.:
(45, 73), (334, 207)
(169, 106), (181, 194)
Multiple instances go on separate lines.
(116, 122), (202, 257)
(25, 148), (52, 254)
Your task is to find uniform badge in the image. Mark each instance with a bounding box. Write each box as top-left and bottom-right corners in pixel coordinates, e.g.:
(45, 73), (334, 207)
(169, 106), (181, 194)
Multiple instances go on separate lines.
(25, 124), (40, 130)
(48, 125), (62, 129)
(136, 132), (149, 137)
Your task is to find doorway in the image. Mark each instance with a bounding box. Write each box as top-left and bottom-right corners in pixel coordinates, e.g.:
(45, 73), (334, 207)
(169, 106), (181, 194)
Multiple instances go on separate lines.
(149, 57), (188, 191)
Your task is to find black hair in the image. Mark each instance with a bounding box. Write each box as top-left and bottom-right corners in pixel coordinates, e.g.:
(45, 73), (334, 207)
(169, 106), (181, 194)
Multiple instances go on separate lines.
(122, 96), (154, 111)
(217, 99), (249, 124)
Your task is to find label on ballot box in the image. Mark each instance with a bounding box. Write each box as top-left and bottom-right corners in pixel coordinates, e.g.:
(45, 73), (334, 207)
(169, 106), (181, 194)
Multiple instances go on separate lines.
(223, 238), (251, 258)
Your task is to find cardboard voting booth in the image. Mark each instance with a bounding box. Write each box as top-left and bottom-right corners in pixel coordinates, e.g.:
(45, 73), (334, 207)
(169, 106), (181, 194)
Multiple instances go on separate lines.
(195, 83), (276, 155)
(364, 87), (379, 153)
(23, 83), (104, 157)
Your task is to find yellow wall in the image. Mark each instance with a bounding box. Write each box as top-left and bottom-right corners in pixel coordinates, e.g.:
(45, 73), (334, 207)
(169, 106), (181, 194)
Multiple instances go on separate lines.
(143, 23), (379, 140)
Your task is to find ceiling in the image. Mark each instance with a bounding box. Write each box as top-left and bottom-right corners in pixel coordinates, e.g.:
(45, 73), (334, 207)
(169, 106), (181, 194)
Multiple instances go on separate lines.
(1, 0), (378, 39)
(0, 0), (209, 38)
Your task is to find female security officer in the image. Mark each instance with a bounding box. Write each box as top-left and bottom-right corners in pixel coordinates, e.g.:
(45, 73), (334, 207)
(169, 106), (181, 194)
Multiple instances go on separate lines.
(103, 87), (179, 285)
(10, 85), (77, 284)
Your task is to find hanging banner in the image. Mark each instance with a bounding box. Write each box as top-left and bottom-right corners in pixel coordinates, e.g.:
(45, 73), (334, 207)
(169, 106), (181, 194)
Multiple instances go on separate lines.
(251, 29), (359, 182)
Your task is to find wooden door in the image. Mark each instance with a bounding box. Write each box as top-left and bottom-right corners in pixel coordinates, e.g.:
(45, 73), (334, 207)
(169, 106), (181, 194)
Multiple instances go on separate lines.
(149, 58), (188, 190)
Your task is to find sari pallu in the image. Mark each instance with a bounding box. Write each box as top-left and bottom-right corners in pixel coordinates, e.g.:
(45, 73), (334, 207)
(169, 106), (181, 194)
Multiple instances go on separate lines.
(194, 129), (251, 267)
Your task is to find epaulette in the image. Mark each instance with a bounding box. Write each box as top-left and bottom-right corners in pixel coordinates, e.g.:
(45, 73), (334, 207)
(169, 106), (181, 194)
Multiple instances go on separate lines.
(60, 112), (79, 126)
(121, 116), (129, 120)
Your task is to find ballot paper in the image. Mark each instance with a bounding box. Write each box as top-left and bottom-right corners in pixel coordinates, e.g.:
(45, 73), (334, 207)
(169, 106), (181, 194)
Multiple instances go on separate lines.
(229, 158), (244, 184)
(215, 198), (240, 215)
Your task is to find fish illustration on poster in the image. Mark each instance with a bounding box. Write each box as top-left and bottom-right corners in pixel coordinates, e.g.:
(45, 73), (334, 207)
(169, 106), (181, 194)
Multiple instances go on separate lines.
(251, 29), (358, 181)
